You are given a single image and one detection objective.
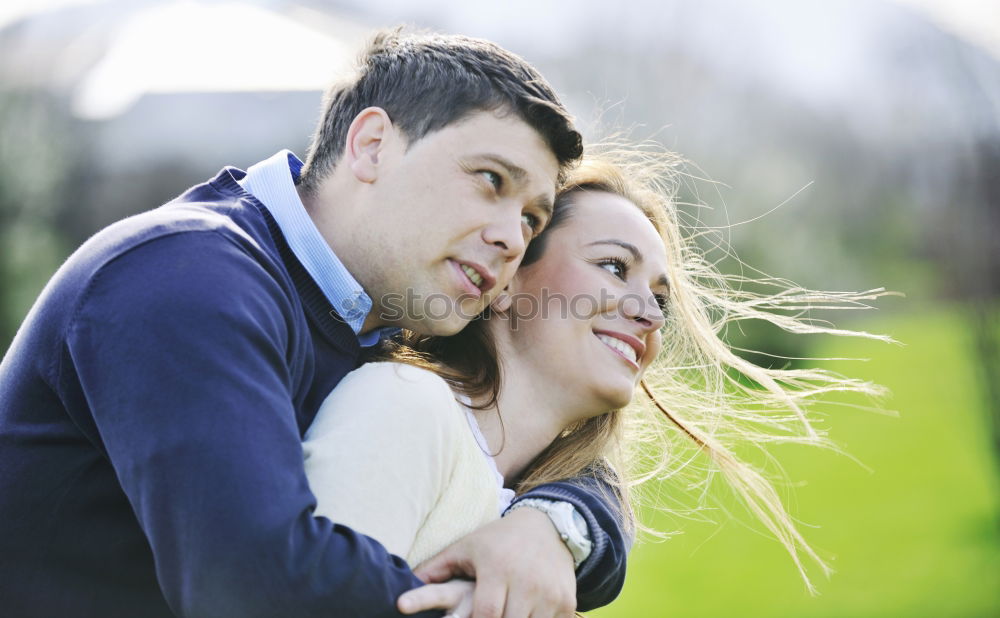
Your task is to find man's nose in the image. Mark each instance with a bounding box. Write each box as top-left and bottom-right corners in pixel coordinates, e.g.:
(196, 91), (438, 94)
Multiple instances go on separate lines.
(482, 209), (527, 262)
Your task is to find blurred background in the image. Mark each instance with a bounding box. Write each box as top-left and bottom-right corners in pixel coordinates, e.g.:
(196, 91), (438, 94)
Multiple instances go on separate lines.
(1, 0), (997, 615)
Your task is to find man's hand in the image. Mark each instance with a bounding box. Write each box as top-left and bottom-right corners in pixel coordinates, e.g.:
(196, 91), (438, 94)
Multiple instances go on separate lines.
(397, 507), (577, 618)
(396, 579), (474, 617)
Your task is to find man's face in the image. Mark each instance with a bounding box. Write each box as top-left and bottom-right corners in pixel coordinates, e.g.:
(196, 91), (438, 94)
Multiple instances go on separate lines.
(357, 110), (560, 335)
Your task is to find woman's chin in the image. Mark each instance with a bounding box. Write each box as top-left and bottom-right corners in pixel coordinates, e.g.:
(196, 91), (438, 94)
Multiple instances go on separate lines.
(590, 382), (635, 413)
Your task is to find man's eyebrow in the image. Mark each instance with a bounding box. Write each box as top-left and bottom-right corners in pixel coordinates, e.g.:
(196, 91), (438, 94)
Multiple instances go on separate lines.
(529, 193), (554, 218)
(479, 154), (528, 182)
(475, 153), (554, 217)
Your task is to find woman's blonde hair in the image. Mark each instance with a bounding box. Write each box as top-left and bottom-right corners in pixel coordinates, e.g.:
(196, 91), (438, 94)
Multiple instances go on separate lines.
(390, 141), (890, 593)
(521, 142), (889, 593)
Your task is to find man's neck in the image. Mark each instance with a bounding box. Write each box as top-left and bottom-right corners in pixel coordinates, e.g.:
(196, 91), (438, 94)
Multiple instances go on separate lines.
(359, 312), (385, 335)
(298, 178), (387, 334)
(297, 183), (337, 245)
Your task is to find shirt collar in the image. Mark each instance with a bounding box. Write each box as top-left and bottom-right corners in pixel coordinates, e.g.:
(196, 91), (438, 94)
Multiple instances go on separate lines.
(238, 150), (397, 347)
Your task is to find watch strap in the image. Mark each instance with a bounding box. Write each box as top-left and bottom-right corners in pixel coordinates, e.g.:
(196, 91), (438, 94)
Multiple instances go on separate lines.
(506, 498), (593, 569)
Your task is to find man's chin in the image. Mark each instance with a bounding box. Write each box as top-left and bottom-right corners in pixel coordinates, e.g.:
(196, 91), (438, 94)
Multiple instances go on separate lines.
(402, 314), (471, 337)
(424, 322), (468, 337)
(395, 294), (487, 336)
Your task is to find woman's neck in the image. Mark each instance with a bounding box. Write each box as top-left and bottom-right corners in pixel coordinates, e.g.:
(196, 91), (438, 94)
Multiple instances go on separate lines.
(470, 351), (595, 483)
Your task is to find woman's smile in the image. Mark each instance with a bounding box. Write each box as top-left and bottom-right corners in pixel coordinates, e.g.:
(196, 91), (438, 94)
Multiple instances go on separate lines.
(593, 330), (644, 368)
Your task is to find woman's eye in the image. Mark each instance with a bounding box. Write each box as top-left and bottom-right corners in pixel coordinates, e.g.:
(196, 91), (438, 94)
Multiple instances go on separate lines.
(479, 170), (502, 191)
(654, 293), (669, 313)
(598, 259), (628, 279)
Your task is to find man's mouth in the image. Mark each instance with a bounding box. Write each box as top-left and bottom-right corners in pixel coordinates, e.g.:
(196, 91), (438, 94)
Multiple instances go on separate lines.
(450, 260), (496, 297)
(460, 264), (484, 288)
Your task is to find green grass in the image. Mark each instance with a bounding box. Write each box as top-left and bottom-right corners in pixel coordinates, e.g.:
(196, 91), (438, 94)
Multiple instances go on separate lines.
(588, 306), (1000, 617)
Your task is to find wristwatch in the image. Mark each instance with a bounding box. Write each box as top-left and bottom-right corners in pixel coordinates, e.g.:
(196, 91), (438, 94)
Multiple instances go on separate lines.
(506, 499), (593, 569)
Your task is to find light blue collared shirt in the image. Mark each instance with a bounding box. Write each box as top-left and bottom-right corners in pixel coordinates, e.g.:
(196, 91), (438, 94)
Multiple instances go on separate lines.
(239, 150), (392, 347)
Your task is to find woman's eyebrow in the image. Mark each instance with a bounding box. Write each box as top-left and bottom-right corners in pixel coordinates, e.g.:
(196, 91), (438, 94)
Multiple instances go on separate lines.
(586, 239), (641, 261)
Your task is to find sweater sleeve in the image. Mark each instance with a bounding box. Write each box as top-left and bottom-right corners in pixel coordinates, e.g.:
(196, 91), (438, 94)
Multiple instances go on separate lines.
(302, 363), (464, 561)
(514, 473), (631, 612)
(63, 232), (437, 618)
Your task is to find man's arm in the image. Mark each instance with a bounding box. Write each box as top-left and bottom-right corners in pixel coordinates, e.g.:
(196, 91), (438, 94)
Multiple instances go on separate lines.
(64, 231), (436, 617)
(400, 470), (629, 616)
(516, 476), (630, 612)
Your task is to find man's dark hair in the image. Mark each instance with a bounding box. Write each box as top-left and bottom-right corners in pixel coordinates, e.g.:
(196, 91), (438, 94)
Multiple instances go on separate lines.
(297, 28), (583, 193)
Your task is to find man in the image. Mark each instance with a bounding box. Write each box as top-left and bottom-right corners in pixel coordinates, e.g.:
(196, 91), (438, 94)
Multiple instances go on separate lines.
(0, 29), (627, 617)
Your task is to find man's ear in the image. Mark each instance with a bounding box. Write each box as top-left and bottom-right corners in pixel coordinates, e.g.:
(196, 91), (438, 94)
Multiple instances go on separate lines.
(345, 107), (393, 184)
(490, 287), (513, 313)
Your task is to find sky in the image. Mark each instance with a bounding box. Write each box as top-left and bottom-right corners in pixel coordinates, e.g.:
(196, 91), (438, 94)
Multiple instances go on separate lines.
(1, 0), (997, 59)
(1, 0), (997, 121)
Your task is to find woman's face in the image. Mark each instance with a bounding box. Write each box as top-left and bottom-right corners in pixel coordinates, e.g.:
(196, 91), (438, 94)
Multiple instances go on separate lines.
(503, 190), (669, 417)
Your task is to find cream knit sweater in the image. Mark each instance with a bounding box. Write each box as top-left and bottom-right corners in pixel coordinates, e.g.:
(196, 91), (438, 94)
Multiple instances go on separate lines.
(302, 362), (502, 567)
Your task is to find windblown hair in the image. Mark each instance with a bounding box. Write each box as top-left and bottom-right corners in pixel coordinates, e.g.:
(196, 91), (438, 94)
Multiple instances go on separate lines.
(389, 142), (890, 593)
(297, 27), (582, 194)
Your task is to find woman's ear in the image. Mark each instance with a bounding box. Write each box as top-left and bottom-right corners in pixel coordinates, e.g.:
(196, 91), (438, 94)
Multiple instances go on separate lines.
(344, 107), (393, 184)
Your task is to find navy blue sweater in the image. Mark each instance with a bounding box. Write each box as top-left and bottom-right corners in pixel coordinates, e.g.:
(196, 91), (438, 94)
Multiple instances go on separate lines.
(0, 167), (626, 617)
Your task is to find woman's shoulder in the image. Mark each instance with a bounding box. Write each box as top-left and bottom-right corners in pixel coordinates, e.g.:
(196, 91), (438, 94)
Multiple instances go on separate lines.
(339, 361), (455, 400)
(308, 362), (464, 437)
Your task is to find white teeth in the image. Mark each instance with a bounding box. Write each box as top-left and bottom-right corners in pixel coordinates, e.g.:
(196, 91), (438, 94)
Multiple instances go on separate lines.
(461, 264), (484, 288)
(596, 334), (638, 364)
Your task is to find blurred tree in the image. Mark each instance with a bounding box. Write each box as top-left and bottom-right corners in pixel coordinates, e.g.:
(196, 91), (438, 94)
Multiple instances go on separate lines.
(949, 137), (1000, 475)
(0, 91), (78, 353)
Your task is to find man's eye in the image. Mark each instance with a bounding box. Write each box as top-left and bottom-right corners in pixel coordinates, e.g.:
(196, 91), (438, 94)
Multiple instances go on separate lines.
(521, 213), (541, 234)
(479, 170), (502, 191)
(654, 293), (669, 313)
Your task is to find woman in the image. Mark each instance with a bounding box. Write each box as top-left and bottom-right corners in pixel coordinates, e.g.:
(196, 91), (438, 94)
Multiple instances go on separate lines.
(303, 145), (887, 612)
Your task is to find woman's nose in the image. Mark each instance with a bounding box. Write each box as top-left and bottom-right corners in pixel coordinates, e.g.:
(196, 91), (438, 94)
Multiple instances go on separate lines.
(620, 289), (666, 332)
